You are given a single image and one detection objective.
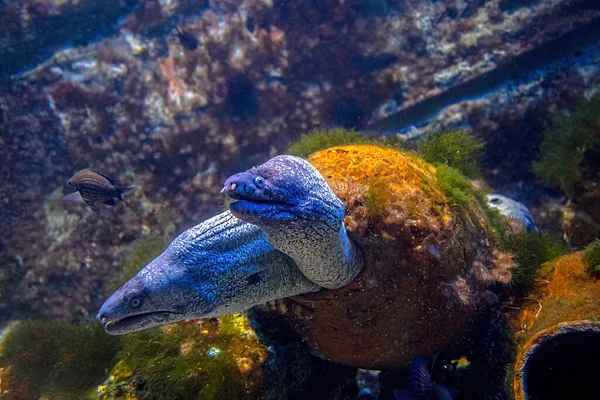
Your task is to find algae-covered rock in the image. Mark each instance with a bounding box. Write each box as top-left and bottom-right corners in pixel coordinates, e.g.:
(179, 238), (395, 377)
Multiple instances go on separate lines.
(94, 313), (357, 400)
(509, 252), (600, 400)
(114, 314), (267, 400)
(0, 320), (119, 400)
(256, 144), (511, 369)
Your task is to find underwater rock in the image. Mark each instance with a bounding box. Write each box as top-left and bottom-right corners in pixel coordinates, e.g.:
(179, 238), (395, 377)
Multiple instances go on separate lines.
(254, 145), (510, 369)
(93, 314), (356, 400)
(509, 252), (600, 400)
(0, 320), (119, 400)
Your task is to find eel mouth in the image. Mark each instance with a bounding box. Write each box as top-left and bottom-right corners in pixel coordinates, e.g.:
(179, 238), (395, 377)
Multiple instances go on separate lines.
(223, 186), (291, 206)
(102, 311), (182, 335)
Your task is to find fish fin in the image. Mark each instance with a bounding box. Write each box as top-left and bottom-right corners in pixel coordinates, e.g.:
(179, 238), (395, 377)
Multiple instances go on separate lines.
(103, 198), (118, 207)
(434, 384), (456, 400)
(84, 199), (100, 210)
(409, 357), (434, 397)
(89, 169), (118, 185)
(62, 191), (86, 204)
(393, 389), (414, 400)
(447, 387), (460, 399)
(116, 186), (136, 200)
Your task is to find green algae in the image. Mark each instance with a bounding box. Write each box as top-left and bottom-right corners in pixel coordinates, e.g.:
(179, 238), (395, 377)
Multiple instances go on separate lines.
(435, 164), (473, 206)
(0, 321), (119, 400)
(117, 314), (266, 400)
(533, 94), (600, 196)
(288, 127), (407, 158)
(418, 129), (484, 178)
(582, 239), (600, 275)
(288, 128), (365, 157)
(503, 232), (570, 294)
(363, 178), (392, 214)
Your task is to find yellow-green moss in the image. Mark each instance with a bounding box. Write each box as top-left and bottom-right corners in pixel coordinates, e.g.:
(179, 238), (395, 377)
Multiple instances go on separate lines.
(582, 239), (600, 275)
(288, 128), (366, 158)
(288, 127), (408, 158)
(117, 314), (266, 400)
(533, 94), (600, 196)
(503, 232), (570, 294)
(0, 321), (119, 400)
(418, 129), (484, 178)
(434, 164), (473, 206)
(363, 178), (393, 214)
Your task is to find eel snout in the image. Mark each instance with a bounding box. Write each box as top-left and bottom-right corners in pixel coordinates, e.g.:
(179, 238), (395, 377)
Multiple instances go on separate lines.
(222, 171), (286, 205)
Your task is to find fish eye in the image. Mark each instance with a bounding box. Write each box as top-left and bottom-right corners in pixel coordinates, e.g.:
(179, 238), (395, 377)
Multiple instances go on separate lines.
(130, 297), (143, 308)
(254, 176), (265, 189)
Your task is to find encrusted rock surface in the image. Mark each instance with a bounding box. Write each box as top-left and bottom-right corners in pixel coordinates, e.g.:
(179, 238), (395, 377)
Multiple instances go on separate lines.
(254, 145), (513, 369)
(1, 0), (598, 324)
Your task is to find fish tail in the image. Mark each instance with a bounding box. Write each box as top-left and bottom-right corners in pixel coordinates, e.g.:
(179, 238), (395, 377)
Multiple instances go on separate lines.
(409, 356), (434, 397)
(116, 186), (136, 200)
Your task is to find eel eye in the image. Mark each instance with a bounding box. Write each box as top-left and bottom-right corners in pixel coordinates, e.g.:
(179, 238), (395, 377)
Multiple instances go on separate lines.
(490, 198), (501, 204)
(254, 176), (265, 189)
(130, 297), (143, 308)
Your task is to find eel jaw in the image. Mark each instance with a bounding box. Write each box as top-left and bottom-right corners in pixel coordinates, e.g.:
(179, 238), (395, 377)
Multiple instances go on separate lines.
(224, 185), (297, 225)
(101, 311), (183, 335)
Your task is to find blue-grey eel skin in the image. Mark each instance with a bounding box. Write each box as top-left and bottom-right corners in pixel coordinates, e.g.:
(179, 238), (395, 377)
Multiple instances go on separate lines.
(97, 155), (364, 335)
(487, 193), (538, 232)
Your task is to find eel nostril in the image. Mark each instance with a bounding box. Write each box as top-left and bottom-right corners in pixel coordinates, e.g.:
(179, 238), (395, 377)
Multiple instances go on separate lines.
(229, 182), (237, 191)
(96, 312), (106, 323)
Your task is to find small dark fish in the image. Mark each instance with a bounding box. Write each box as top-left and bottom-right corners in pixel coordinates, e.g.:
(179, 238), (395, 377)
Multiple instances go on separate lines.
(394, 357), (458, 400)
(174, 27), (199, 51)
(66, 168), (135, 209)
(246, 16), (255, 33)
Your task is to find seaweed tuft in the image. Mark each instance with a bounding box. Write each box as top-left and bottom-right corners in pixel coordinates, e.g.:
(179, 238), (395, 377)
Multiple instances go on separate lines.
(503, 232), (569, 294)
(288, 128), (366, 158)
(533, 94), (600, 196)
(435, 164), (473, 206)
(418, 129), (484, 178)
(0, 321), (119, 400)
(582, 239), (600, 275)
(288, 127), (408, 158)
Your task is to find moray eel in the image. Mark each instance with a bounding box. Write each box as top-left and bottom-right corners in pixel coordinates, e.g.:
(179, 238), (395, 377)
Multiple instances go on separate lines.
(223, 155), (364, 289)
(487, 194), (538, 232)
(97, 212), (320, 335)
(97, 155), (363, 335)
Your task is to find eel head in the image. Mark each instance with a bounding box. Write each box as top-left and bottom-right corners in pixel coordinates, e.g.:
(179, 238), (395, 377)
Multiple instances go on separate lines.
(223, 155), (344, 231)
(97, 251), (211, 335)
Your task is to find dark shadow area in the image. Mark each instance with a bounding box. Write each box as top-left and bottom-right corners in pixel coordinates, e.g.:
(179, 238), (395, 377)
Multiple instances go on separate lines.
(524, 330), (600, 400)
(227, 75), (259, 121)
